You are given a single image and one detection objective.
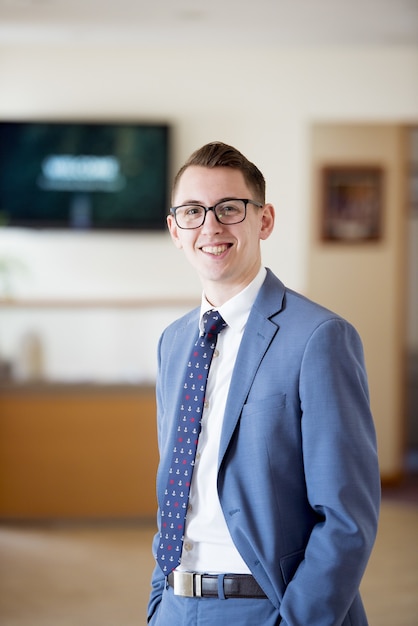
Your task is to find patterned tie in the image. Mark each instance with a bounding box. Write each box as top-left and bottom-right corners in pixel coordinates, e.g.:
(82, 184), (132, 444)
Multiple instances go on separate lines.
(156, 310), (227, 574)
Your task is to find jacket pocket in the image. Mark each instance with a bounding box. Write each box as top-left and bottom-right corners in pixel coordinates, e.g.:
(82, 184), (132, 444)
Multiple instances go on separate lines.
(242, 392), (287, 416)
(280, 549), (305, 585)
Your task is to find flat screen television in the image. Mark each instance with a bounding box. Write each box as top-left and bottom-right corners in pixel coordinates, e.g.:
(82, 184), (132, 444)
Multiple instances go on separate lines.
(0, 121), (170, 230)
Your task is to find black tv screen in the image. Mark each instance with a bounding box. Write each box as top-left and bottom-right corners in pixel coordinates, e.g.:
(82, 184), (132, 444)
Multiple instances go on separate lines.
(0, 121), (170, 230)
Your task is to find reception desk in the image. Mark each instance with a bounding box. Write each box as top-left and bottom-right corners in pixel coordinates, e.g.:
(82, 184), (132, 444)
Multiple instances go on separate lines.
(0, 382), (158, 521)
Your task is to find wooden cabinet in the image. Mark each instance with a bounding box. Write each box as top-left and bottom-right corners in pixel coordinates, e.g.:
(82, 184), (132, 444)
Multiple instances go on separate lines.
(0, 384), (158, 520)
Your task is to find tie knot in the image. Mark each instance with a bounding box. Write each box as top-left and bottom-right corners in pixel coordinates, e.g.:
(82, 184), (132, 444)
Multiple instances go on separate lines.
(202, 310), (227, 337)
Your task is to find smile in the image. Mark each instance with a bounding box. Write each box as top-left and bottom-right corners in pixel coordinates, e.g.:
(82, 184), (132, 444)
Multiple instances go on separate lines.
(201, 244), (230, 255)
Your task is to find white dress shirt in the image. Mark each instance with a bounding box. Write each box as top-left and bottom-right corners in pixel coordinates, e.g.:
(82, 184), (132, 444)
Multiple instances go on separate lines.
(177, 266), (267, 574)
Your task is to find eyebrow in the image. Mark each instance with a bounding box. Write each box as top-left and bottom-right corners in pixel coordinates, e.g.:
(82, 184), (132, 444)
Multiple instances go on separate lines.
(175, 196), (242, 206)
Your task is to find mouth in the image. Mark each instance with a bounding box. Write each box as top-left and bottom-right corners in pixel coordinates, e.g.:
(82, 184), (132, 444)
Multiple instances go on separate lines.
(200, 244), (231, 256)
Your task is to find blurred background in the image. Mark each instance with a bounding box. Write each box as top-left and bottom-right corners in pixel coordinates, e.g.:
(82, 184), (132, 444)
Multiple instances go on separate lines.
(0, 1), (417, 624)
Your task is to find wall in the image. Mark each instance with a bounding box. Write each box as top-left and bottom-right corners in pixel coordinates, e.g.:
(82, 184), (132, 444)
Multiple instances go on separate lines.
(308, 123), (407, 479)
(1, 43), (418, 474)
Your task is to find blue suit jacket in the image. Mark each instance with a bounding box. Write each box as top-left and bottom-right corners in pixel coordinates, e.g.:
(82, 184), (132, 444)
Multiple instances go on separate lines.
(148, 269), (380, 625)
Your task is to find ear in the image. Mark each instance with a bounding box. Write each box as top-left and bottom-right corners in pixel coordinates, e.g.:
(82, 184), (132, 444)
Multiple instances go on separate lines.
(259, 203), (275, 240)
(167, 214), (183, 249)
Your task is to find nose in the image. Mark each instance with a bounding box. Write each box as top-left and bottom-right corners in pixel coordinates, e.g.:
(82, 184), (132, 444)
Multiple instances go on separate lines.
(201, 206), (222, 232)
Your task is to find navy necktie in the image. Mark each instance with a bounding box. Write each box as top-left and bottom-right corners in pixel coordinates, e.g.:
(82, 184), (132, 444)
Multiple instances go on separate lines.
(156, 310), (227, 574)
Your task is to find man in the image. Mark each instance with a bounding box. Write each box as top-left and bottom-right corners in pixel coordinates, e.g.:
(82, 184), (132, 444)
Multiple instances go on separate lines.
(148, 141), (380, 625)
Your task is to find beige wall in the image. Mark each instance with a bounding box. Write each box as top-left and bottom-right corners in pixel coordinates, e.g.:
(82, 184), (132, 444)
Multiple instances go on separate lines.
(308, 124), (407, 478)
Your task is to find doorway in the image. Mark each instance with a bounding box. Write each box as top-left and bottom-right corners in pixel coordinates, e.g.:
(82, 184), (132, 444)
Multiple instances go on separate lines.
(406, 126), (418, 471)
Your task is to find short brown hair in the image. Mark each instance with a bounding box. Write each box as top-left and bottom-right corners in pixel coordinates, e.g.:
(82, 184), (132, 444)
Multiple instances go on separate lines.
(172, 141), (266, 204)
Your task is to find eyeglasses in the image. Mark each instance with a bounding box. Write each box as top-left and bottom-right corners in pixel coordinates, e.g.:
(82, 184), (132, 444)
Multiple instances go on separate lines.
(169, 198), (263, 230)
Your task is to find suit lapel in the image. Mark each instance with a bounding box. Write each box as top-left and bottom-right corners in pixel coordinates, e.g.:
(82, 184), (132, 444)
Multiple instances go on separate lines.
(217, 270), (285, 469)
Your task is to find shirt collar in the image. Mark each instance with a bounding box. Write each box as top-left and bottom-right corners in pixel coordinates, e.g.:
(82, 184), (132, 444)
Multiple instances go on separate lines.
(200, 266), (267, 334)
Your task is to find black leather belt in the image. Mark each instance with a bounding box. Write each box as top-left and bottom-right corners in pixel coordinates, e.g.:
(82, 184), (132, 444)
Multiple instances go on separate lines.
(167, 571), (267, 599)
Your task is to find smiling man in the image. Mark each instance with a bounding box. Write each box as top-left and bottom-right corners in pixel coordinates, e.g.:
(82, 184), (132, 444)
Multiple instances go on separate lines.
(147, 142), (380, 626)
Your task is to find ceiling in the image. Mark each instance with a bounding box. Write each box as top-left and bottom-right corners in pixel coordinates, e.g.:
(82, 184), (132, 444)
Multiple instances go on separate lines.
(0, 0), (417, 47)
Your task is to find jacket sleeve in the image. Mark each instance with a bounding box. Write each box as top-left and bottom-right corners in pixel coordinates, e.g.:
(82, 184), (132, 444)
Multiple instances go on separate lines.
(147, 331), (165, 622)
(279, 318), (380, 625)
(147, 560), (165, 622)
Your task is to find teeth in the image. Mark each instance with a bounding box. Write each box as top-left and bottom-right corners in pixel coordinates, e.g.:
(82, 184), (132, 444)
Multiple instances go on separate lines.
(202, 245), (228, 255)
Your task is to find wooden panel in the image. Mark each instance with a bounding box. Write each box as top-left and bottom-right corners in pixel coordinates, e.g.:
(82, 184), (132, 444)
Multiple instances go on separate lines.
(0, 386), (158, 520)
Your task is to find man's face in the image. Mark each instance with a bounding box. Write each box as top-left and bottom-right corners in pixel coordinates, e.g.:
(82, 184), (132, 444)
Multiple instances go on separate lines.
(167, 165), (274, 304)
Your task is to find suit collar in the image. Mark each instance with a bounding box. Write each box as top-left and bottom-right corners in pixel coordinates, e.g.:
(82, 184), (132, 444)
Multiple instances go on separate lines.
(252, 267), (286, 319)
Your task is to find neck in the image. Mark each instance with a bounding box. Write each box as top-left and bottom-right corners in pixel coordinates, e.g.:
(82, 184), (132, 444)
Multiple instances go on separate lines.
(202, 265), (262, 308)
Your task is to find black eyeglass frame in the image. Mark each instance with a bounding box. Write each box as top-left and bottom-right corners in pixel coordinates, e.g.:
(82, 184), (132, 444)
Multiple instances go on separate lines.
(169, 198), (263, 230)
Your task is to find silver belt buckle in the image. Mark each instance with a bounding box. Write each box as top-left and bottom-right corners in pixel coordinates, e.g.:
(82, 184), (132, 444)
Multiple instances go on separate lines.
(173, 571), (202, 597)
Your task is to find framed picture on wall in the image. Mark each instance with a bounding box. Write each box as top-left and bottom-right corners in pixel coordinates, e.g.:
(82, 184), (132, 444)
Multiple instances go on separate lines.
(321, 166), (384, 242)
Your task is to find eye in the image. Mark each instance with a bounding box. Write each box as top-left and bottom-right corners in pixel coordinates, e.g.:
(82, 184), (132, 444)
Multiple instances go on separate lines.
(218, 201), (242, 215)
(177, 205), (204, 219)
(184, 205), (204, 216)
(224, 205), (239, 214)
